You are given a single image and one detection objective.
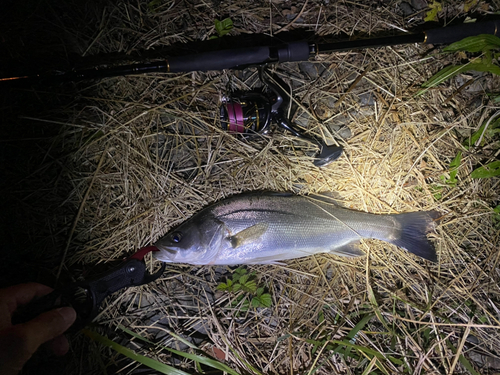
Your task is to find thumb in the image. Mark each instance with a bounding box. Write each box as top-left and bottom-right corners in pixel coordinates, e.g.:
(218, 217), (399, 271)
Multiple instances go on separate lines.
(0, 307), (76, 373)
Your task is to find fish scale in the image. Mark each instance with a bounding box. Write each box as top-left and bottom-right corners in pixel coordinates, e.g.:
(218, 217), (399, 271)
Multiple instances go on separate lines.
(154, 192), (438, 265)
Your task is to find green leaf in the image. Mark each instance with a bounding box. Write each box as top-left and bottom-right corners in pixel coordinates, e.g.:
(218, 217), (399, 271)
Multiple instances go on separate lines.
(221, 18), (233, 30)
(259, 293), (272, 307)
(416, 65), (468, 95)
(232, 282), (241, 292)
(235, 267), (247, 275)
(238, 274), (249, 285)
(256, 287), (264, 297)
(214, 17), (233, 37)
(429, 184), (443, 200)
(493, 206), (500, 227)
(83, 329), (191, 375)
(466, 62), (500, 76)
(240, 299), (250, 311)
(424, 1), (442, 22)
(464, 118), (500, 149)
(448, 151), (462, 184)
(488, 93), (500, 103)
(422, 65), (468, 87)
(214, 19), (223, 34)
(217, 282), (228, 291)
(251, 297), (261, 308)
(148, 0), (163, 12)
(318, 310), (325, 324)
(470, 161), (500, 178)
(242, 280), (257, 293)
(443, 34), (500, 53)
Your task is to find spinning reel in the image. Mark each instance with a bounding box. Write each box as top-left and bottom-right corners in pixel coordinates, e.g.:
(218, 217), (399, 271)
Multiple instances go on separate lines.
(220, 68), (343, 167)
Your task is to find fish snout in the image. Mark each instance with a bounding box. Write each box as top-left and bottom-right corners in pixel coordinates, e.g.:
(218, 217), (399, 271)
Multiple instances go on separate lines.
(153, 247), (178, 262)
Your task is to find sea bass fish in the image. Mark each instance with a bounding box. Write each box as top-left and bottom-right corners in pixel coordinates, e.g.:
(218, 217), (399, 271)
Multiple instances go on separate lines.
(154, 192), (438, 265)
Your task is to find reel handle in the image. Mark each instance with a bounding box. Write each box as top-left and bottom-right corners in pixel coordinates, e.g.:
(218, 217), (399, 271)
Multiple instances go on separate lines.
(276, 114), (343, 167)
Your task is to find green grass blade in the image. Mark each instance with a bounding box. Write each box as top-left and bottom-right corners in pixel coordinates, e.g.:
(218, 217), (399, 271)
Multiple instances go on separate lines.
(342, 313), (374, 359)
(330, 340), (403, 365)
(443, 34), (500, 53)
(82, 329), (191, 375)
(471, 161), (500, 179)
(116, 325), (241, 374)
(446, 340), (481, 375)
(416, 65), (467, 96)
(118, 325), (156, 345)
(465, 62), (500, 75)
(448, 151), (462, 184)
(367, 284), (391, 332)
(166, 347), (240, 375)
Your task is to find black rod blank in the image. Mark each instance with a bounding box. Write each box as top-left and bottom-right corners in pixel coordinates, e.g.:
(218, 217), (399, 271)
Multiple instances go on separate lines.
(1, 20), (499, 88)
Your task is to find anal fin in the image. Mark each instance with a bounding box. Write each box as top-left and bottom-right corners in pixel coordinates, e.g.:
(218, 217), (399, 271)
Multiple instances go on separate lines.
(330, 242), (365, 257)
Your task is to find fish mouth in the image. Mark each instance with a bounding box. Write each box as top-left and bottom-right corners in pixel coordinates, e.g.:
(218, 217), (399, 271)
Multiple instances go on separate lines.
(154, 247), (178, 262)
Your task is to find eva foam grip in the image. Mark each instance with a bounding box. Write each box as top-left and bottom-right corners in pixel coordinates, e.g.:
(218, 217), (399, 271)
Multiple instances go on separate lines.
(168, 41), (310, 72)
(425, 20), (500, 45)
(277, 41), (311, 62)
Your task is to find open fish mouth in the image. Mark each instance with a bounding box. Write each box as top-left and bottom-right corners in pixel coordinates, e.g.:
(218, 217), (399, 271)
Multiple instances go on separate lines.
(154, 247), (178, 262)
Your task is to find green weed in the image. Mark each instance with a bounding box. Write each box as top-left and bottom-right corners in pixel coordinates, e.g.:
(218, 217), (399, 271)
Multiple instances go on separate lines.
(217, 267), (272, 309)
(210, 18), (233, 39)
(416, 34), (500, 96)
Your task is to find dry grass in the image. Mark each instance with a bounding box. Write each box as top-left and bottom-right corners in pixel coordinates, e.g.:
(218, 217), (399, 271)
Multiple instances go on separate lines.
(1, 0), (500, 374)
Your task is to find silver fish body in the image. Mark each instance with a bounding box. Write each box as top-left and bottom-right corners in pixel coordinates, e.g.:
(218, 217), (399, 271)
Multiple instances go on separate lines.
(154, 192), (437, 265)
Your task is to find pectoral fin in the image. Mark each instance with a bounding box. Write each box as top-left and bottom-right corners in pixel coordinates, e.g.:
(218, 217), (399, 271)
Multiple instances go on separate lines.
(229, 223), (268, 248)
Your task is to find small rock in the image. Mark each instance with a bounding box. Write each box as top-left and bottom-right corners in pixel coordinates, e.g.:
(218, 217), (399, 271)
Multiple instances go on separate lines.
(328, 114), (349, 129)
(359, 92), (375, 106)
(295, 111), (313, 127)
(399, 2), (414, 16)
(329, 123), (341, 132)
(358, 107), (375, 117)
(299, 62), (319, 80)
(338, 126), (352, 139)
(326, 268), (333, 279)
(326, 96), (337, 108)
(411, 0), (427, 10)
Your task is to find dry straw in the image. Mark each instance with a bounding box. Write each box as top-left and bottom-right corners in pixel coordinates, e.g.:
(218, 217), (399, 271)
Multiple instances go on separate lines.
(4, 0), (500, 374)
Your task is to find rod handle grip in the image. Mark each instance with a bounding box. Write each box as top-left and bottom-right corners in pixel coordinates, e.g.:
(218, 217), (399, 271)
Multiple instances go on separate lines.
(425, 20), (500, 45)
(168, 42), (310, 72)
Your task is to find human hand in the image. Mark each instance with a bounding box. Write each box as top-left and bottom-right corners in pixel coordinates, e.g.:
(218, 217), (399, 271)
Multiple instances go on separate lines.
(0, 283), (77, 375)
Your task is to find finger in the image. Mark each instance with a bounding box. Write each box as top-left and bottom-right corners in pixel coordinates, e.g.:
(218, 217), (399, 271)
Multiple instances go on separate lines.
(0, 307), (76, 374)
(22, 306), (77, 345)
(0, 283), (53, 314)
(44, 334), (70, 356)
(15, 307), (76, 355)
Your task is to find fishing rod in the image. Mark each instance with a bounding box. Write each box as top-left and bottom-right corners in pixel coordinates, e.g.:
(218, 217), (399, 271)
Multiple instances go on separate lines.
(2, 20), (498, 86)
(2, 20), (498, 167)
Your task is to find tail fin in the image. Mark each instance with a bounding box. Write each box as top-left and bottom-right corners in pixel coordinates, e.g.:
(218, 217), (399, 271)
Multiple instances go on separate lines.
(389, 211), (439, 262)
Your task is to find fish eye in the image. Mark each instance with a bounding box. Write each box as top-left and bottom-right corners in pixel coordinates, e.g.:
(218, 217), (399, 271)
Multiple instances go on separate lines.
(171, 232), (182, 243)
